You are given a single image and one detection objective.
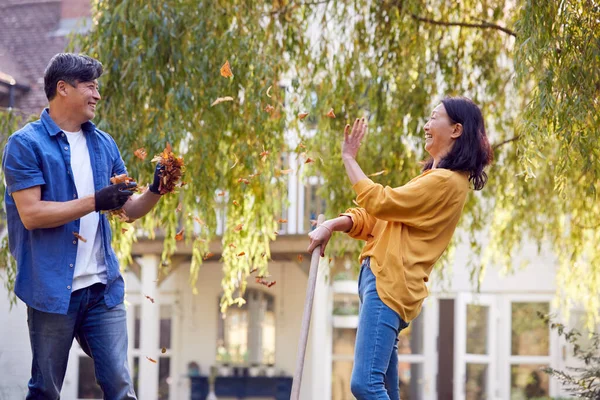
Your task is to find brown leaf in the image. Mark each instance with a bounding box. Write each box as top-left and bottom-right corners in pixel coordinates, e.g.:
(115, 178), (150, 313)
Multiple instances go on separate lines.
(134, 148), (147, 160)
(220, 60), (233, 78)
(237, 251), (246, 256)
(234, 224), (244, 232)
(203, 252), (215, 260)
(175, 228), (184, 241)
(238, 178), (250, 184)
(110, 173), (135, 185)
(146, 356), (157, 363)
(250, 267), (258, 274)
(176, 202), (183, 212)
(274, 231), (279, 235)
(265, 104), (275, 113)
(304, 157), (314, 164)
(211, 96), (234, 106)
(217, 191), (225, 196)
(150, 143), (185, 194)
(228, 243), (237, 248)
(367, 170), (387, 177)
(161, 348), (167, 354)
(232, 200), (240, 206)
(297, 254), (303, 262)
(298, 112), (309, 120)
(260, 149), (270, 162)
(145, 295), (155, 303)
(260, 252), (267, 258)
(298, 142), (306, 149)
(72, 232), (87, 243)
(193, 216), (206, 225)
(326, 108), (336, 118)
(121, 228), (128, 233)
(278, 219), (288, 223)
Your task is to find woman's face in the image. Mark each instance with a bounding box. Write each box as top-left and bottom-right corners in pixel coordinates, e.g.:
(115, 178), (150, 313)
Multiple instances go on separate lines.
(423, 103), (462, 160)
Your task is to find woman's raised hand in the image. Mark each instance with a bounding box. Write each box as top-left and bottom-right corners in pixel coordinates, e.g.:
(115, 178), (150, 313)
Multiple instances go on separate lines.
(342, 117), (368, 161)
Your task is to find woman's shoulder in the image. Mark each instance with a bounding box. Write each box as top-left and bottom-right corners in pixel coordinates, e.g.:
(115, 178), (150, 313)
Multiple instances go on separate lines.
(416, 168), (469, 191)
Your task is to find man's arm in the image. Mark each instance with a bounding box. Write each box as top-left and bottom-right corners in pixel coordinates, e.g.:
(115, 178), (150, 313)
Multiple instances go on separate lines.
(121, 189), (161, 221)
(12, 186), (95, 230)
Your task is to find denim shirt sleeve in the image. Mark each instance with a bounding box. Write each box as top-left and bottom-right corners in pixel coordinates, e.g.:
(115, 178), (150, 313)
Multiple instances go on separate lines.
(2, 133), (46, 195)
(107, 133), (127, 177)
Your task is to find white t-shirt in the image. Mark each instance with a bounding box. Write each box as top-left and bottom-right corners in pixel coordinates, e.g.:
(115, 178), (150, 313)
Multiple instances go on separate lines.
(63, 129), (107, 291)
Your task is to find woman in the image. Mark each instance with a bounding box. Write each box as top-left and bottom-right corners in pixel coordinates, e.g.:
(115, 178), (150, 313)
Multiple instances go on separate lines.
(307, 97), (492, 400)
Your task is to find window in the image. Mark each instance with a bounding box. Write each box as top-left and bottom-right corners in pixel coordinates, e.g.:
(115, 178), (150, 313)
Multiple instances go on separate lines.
(77, 356), (102, 399)
(331, 328), (356, 400)
(158, 305), (173, 400)
(304, 176), (326, 232)
(509, 302), (551, 399)
(216, 289), (276, 365)
(398, 310), (426, 400)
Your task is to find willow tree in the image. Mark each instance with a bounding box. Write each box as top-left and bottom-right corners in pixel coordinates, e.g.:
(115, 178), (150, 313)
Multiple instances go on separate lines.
(1, 0), (598, 321)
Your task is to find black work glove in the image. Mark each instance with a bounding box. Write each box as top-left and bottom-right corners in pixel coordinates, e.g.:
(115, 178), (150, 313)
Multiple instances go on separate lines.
(94, 182), (137, 212)
(148, 163), (164, 195)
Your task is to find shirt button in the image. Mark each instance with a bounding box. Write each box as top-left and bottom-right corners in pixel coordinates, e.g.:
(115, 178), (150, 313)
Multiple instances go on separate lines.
(73, 194), (77, 198)
(61, 133), (65, 137)
(72, 240), (77, 244)
(64, 146), (68, 151)
(67, 171), (70, 175)
(67, 285), (71, 290)
(69, 264), (73, 268)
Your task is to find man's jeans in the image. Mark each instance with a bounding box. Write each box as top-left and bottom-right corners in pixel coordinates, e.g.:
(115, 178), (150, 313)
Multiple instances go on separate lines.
(26, 283), (136, 399)
(351, 258), (409, 400)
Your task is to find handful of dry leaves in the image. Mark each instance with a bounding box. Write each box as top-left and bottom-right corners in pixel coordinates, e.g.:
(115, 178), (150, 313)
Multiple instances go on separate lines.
(108, 174), (138, 221)
(151, 143), (185, 194)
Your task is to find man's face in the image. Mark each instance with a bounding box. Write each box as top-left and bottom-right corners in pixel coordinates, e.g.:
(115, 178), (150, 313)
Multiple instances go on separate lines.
(64, 79), (101, 123)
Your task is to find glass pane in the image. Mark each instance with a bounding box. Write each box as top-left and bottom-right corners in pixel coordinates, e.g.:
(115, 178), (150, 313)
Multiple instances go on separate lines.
(466, 363), (487, 400)
(158, 357), (171, 400)
(399, 362), (424, 400)
(217, 306), (248, 363)
(467, 304), (489, 355)
(77, 356), (103, 399)
(331, 360), (354, 400)
(333, 299), (359, 316)
(134, 305), (141, 349)
(511, 303), (550, 356)
(262, 309), (276, 364)
(510, 364), (549, 399)
(159, 305), (172, 349)
(133, 356), (139, 395)
(332, 328), (356, 356)
(399, 312), (424, 355)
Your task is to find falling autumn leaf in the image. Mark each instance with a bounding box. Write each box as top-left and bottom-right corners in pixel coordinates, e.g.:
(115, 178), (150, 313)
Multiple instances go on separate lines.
(193, 216), (206, 225)
(326, 108), (336, 118)
(297, 254), (303, 263)
(260, 252), (267, 258)
(234, 224), (244, 232)
(110, 173), (135, 185)
(329, 258), (333, 264)
(121, 228), (128, 233)
(279, 169), (292, 175)
(134, 148), (147, 160)
(146, 357), (157, 363)
(298, 112), (309, 120)
(255, 276), (276, 288)
(175, 228), (184, 241)
(298, 142), (306, 149)
(368, 170), (387, 177)
(232, 200), (240, 206)
(304, 158), (314, 164)
(266, 85), (272, 98)
(176, 202), (183, 212)
(274, 231), (279, 235)
(72, 232), (87, 243)
(145, 295), (155, 303)
(249, 172), (261, 178)
(203, 252), (215, 260)
(265, 104), (275, 113)
(260, 148), (270, 162)
(217, 191), (225, 196)
(250, 267), (258, 274)
(237, 252), (246, 256)
(230, 155), (239, 170)
(278, 219), (288, 223)
(161, 348), (167, 354)
(211, 96), (234, 106)
(228, 243), (237, 248)
(220, 60), (233, 78)
(237, 178), (250, 184)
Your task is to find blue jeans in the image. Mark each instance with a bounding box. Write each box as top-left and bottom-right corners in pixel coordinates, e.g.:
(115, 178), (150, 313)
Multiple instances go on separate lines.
(26, 283), (136, 399)
(351, 258), (409, 400)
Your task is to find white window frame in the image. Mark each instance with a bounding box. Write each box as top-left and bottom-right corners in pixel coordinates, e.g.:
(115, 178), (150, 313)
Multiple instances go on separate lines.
(500, 293), (559, 400)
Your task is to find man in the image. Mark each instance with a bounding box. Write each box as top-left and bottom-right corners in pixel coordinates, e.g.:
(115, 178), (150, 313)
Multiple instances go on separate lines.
(2, 53), (164, 399)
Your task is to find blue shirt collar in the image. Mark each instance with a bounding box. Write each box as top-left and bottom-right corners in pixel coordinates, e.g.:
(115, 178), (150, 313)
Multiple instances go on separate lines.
(41, 108), (96, 137)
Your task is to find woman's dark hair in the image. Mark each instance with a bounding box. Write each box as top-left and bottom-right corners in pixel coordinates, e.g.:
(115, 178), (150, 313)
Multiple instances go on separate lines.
(44, 53), (103, 101)
(422, 96), (493, 190)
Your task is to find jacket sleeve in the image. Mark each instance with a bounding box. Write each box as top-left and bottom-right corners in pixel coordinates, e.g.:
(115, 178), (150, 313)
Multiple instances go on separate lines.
(339, 207), (378, 241)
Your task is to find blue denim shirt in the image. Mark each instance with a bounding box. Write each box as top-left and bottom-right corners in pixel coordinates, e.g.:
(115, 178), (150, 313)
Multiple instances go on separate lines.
(2, 109), (127, 314)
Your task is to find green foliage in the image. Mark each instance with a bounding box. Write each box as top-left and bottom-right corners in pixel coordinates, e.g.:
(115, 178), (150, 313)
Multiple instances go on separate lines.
(541, 313), (600, 399)
(0, 0), (598, 317)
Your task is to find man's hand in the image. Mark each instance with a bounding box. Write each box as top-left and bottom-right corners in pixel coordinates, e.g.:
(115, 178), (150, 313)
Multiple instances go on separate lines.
(148, 163), (164, 195)
(95, 182), (137, 212)
(342, 117), (368, 161)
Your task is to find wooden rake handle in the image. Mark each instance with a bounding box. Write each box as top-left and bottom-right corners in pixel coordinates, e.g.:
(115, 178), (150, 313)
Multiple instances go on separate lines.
(290, 214), (325, 400)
